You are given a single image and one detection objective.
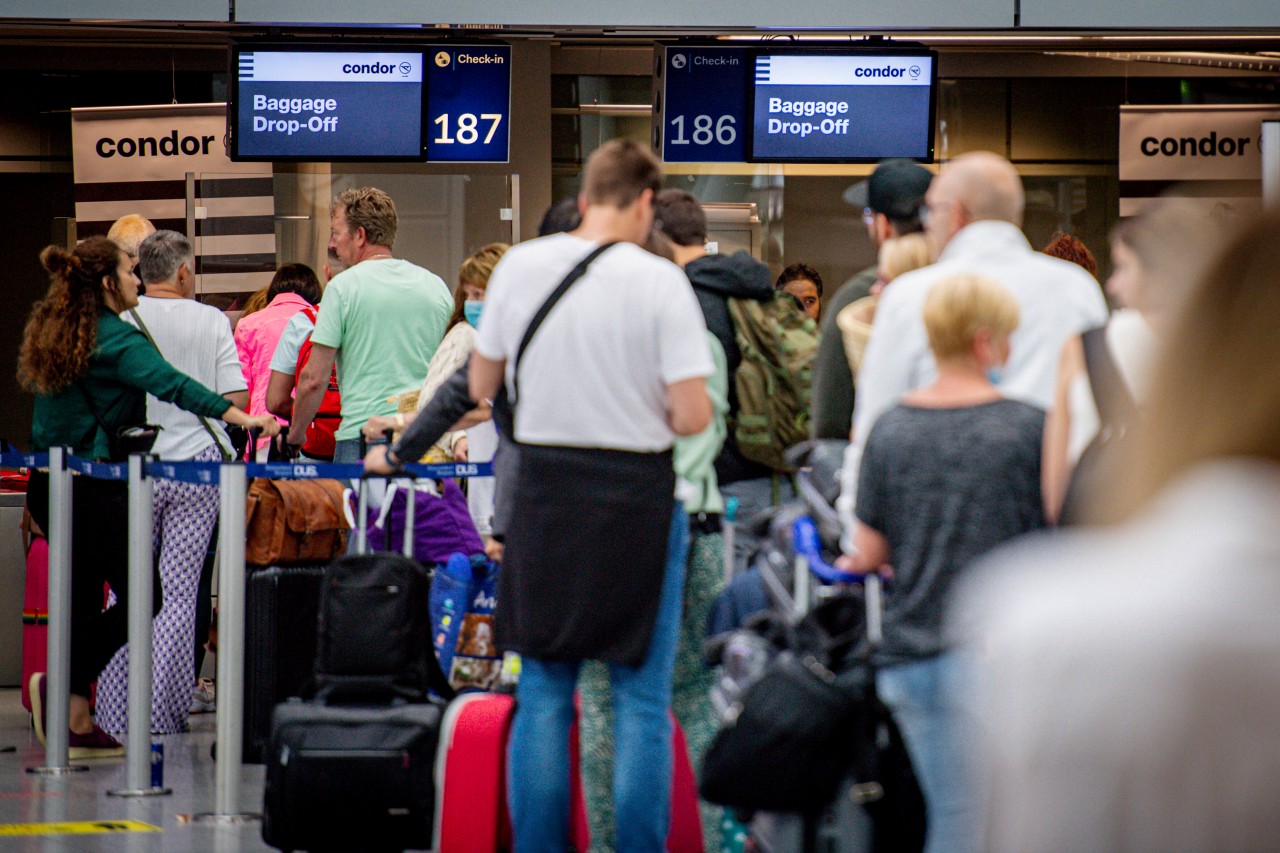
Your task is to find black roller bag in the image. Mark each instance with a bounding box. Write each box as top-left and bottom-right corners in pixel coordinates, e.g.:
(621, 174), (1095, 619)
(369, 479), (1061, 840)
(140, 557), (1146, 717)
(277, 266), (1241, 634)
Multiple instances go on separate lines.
(262, 473), (456, 853)
(243, 565), (325, 764)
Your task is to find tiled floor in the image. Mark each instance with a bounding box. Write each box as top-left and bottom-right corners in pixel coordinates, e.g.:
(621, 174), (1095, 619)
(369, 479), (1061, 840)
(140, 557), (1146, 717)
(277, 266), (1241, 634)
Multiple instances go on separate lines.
(0, 688), (277, 851)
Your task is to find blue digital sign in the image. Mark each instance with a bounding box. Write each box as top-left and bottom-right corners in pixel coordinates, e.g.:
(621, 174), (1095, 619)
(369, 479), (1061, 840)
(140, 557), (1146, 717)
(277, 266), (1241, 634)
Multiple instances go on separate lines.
(234, 49), (426, 161)
(658, 46), (749, 163)
(426, 44), (511, 164)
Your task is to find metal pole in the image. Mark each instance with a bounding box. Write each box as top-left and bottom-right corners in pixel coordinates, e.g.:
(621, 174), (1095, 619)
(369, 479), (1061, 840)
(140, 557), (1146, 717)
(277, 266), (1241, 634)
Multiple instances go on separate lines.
(1263, 121), (1280, 212)
(192, 460), (258, 824)
(205, 459), (259, 822)
(110, 454), (169, 797)
(29, 446), (84, 775)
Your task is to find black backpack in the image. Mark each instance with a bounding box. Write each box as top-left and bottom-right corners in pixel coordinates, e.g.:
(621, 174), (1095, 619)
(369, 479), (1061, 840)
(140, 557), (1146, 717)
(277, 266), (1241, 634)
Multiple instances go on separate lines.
(312, 477), (453, 703)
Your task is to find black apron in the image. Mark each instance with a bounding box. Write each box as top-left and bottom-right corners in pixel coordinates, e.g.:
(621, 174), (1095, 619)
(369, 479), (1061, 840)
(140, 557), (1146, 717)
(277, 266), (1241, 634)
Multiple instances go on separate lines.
(495, 443), (675, 667)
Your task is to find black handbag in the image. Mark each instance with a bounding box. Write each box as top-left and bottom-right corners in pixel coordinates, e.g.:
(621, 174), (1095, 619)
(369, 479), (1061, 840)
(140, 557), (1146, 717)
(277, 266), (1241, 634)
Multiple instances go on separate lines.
(700, 649), (866, 813)
(76, 383), (160, 462)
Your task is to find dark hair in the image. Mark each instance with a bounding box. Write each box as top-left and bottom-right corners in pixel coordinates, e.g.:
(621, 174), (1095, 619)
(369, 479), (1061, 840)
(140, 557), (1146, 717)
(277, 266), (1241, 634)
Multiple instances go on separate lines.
(1041, 232), (1098, 280)
(267, 263), (322, 305)
(581, 140), (663, 209)
(538, 198), (581, 237)
(654, 189), (707, 247)
(19, 237), (123, 393)
(776, 262), (824, 298)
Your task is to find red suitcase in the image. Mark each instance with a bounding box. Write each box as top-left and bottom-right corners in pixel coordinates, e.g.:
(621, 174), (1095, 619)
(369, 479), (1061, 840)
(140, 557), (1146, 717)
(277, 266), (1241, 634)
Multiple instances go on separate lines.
(434, 691), (704, 853)
(434, 692), (516, 853)
(21, 535), (48, 714)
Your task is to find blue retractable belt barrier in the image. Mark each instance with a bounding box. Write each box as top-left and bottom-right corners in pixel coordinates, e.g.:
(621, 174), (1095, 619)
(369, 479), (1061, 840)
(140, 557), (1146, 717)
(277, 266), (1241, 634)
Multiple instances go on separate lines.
(0, 451), (49, 469)
(0, 452), (492, 484)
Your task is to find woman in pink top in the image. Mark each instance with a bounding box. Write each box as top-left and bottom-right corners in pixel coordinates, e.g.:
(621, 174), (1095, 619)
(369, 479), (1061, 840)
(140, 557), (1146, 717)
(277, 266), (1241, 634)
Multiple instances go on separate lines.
(234, 264), (322, 451)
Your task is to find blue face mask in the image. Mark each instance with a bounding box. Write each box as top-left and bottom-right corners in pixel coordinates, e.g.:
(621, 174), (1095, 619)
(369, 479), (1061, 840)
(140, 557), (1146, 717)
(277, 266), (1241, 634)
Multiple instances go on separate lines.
(464, 300), (484, 329)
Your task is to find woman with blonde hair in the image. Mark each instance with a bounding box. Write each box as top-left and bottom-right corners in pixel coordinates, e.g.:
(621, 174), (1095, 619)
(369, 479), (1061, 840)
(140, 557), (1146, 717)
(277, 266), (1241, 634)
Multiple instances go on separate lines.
(20, 237), (279, 756)
(959, 210), (1280, 853)
(840, 273), (1046, 853)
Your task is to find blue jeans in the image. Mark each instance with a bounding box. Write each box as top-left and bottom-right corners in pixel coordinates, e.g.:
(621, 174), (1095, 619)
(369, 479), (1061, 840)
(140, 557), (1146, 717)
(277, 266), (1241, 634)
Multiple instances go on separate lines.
(332, 437), (363, 464)
(877, 653), (978, 853)
(508, 506), (689, 853)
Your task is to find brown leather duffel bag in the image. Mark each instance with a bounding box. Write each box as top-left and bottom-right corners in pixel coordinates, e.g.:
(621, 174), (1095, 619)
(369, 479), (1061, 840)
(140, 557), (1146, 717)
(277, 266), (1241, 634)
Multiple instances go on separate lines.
(245, 478), (350, 566)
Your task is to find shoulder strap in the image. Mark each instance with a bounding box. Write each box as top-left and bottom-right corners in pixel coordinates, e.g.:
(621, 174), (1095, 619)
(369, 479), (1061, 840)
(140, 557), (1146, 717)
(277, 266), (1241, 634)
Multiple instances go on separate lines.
(301, 307), (317, 324)
(1081, 324), (1137, 428)
(510, 241), (618, 404)
(129, 307), (233, 461)
(74, 382), (114, 453)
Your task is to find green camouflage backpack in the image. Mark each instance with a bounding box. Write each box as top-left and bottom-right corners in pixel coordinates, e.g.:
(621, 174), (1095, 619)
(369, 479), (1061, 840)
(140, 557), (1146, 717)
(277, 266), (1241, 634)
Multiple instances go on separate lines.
(727, 292), (819, 471)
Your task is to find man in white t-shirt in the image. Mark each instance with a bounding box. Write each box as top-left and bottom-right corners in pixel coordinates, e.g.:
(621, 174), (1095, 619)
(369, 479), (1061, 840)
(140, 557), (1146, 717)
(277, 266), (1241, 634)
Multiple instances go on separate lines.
(97, 229), (247, 736)
(466, 140), (713, 850)
(287, 188), (453, 463)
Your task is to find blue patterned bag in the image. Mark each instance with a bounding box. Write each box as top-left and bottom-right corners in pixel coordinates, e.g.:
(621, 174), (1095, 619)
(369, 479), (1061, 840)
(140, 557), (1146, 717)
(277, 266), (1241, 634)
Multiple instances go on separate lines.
(430, 553), (501, 692)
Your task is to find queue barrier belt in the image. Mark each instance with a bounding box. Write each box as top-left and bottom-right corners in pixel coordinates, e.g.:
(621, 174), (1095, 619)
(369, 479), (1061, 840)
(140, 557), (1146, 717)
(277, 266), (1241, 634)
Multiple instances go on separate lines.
(0, 453), (492, 484)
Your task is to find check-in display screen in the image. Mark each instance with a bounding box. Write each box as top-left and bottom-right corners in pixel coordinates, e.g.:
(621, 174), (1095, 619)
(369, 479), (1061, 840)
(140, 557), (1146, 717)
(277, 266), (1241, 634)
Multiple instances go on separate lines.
(233, 49), (426, 161)
(749, 53), (935, 162)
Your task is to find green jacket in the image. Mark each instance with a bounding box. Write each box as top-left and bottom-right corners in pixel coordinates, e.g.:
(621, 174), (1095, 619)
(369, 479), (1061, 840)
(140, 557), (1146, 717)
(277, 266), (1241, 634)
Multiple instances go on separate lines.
(31, 310), (231, 459)
(674, 333), (729, 515)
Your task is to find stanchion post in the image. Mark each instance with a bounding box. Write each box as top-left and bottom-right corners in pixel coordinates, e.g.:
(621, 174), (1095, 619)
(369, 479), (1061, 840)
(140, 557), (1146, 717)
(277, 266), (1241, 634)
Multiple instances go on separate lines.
(29, 446), (84, 775)
(198, 460), (258, 822)
(109, 454), (169, 797)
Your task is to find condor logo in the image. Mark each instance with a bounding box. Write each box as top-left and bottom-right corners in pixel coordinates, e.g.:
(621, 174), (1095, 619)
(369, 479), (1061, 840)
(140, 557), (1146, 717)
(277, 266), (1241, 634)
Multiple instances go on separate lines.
(1140, 131), (1254, 157)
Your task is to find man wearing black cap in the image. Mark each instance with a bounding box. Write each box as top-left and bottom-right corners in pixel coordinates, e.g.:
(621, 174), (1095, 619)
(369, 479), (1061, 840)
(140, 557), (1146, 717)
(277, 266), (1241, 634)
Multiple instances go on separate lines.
(811, 159), (933, 440)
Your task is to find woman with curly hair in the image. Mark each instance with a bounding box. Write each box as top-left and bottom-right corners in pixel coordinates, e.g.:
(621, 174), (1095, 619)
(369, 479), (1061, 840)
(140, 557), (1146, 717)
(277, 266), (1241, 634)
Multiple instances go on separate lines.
(20, 236), (279, 757)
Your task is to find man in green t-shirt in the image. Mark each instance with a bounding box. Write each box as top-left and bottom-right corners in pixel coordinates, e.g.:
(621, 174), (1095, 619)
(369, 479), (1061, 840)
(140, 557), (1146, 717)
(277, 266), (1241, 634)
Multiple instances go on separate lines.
(288, 186), (453, 462)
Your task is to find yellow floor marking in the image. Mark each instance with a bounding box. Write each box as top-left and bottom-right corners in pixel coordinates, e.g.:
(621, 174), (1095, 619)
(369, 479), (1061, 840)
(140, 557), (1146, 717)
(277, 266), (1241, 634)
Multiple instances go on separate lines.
(0, 819), (161, 836)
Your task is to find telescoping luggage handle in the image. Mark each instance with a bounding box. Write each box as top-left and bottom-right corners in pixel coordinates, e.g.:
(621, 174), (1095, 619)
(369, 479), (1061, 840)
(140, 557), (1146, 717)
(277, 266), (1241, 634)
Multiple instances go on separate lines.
(792, 516), (882, 647)
(355, 430), (416, 557)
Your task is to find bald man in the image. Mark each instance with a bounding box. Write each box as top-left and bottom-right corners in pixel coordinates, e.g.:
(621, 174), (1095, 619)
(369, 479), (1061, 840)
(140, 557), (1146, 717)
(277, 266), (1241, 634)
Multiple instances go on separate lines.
(851, 151), (1108, 446)
(106, 214), (156, 268)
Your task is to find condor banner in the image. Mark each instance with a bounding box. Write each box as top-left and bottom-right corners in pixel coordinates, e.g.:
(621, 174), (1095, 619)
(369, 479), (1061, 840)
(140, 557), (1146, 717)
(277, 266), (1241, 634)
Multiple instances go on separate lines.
(1119, 105), (1280, 217)
(72, 103), (276, 298)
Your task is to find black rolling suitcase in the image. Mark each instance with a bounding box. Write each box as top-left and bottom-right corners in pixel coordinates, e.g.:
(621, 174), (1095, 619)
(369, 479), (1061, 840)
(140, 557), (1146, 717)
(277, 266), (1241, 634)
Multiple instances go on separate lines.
(243, 564), (325, 763)
(262, 474), (456, 853)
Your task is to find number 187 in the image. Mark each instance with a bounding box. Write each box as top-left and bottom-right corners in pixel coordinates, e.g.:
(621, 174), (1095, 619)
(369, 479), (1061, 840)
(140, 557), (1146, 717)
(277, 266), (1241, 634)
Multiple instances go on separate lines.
(434, 113), (503, 144)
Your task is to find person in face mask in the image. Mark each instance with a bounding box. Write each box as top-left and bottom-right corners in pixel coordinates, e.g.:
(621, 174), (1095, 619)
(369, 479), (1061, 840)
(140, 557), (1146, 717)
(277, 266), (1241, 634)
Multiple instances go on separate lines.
(361, 243), (509, 534)
(837, 272), (1046, 853)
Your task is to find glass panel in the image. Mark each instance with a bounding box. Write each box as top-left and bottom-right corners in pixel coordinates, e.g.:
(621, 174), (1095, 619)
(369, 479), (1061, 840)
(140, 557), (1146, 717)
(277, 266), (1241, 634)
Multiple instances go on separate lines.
(271, 165), (514, 298)
(194, 170), (278, 310)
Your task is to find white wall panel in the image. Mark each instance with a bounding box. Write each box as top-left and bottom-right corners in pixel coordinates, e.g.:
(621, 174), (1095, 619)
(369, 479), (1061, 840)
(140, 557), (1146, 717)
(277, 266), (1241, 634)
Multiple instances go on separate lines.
(0, 1), (227, 21)
(1021, 0), (1280, 28)
(236, 0), (1013, 29)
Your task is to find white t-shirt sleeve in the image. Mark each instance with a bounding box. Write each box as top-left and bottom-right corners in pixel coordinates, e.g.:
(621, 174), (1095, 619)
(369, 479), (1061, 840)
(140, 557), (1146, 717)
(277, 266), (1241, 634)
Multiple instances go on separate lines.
(852, 284), (919, 446)
(269, 311), (315, 376)
(474, 261), (511, 362)
(215, 321), (248, 394)
(656, 275), (714, 385)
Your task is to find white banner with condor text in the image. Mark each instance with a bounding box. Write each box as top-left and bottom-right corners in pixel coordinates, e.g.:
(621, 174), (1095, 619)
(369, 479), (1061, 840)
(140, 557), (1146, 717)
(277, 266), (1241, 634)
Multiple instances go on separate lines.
(71, 103), (275, 298)
(1119, 105), (1280, 218)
